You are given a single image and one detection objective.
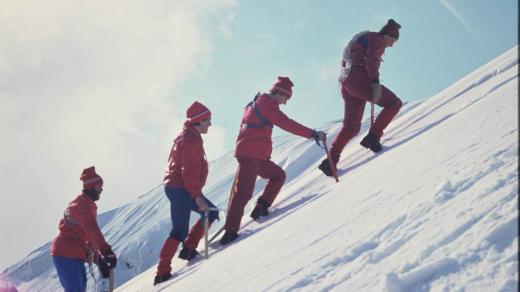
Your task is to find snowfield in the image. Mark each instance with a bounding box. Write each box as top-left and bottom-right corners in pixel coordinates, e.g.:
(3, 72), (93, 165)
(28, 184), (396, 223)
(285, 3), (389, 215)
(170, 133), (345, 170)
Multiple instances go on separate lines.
(3, 46), (518, 292)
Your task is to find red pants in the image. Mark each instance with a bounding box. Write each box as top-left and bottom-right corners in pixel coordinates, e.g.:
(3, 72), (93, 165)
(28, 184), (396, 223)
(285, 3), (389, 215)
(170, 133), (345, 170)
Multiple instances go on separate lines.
(224, 157), (286, 233)
(330, 71), (402, 162)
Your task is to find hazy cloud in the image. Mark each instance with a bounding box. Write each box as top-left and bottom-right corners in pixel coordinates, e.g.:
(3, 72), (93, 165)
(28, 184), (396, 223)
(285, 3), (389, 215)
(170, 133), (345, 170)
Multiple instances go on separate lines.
(0, 0), (234, 268)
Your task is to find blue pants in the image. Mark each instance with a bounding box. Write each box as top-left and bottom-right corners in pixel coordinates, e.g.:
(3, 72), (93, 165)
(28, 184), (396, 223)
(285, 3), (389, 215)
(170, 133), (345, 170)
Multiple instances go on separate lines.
(53, 256), (87, 292)
(165, 187), (219, 241)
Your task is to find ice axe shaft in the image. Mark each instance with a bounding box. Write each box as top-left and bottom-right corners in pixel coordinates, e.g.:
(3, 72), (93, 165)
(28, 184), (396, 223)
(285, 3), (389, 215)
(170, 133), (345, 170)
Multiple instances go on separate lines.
(203, 211), (209, 258)
(322, 136), (339, 182)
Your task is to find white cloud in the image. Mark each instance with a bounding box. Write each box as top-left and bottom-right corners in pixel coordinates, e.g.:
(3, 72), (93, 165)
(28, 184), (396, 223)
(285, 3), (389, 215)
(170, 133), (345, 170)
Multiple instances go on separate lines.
(219, 12), (236, 39)
(0, 0), (235, 268)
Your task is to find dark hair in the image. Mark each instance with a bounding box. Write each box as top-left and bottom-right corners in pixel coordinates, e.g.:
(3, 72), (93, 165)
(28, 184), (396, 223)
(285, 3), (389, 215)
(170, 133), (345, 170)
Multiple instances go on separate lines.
(270, 89), (281, 96)
(83, 188), (101, 201)
(379, 19), (401, 40)
(192, 117), (211, 126)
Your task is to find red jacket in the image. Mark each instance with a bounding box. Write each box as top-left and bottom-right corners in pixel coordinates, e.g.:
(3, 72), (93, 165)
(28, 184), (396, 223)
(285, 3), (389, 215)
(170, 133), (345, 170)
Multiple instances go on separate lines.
(50, 194), (110, 261)
(164, 126), (208, 198)
(346, 31), (386, 82)
(235, 93), (313, 160)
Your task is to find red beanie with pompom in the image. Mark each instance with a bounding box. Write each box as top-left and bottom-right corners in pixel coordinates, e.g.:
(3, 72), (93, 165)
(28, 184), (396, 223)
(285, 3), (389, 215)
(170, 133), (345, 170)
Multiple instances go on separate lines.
(80, 166), (103, 189)
(270, 76), (294, 98)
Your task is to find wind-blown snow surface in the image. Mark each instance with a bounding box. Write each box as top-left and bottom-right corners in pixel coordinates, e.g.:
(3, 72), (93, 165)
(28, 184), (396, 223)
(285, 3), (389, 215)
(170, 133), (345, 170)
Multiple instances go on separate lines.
(4, 46), (518, 291)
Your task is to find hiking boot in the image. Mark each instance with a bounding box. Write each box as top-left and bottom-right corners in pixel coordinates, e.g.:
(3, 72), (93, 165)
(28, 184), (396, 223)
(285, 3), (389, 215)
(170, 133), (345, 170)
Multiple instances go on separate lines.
(250, 198), (269, 220)
(219, 232), (238, 246)
(360, 133), (382, 153)
(178, 247), (200, 261)
(153, 273), (172, 285)
(318, 158), (334, 176)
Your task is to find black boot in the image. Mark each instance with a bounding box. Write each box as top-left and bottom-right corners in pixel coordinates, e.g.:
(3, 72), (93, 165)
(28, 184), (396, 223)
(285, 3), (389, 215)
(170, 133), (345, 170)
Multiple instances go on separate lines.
(360, 133), (382, 153)
(219, 232), (238, 246)
(318, 158), (334, 176)
(178, 247), (200, 261)
(153, 273), (172, 285)
(250, 198), (269, 220)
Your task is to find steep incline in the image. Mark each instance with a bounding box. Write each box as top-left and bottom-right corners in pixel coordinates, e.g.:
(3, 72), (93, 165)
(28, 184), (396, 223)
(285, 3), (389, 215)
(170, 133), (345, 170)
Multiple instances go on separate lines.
(3, 46), (517, 292)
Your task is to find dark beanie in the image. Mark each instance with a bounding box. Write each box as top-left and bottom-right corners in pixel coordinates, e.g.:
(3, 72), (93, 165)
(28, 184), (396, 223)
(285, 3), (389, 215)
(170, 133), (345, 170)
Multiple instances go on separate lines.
(379, 19), (401, 40)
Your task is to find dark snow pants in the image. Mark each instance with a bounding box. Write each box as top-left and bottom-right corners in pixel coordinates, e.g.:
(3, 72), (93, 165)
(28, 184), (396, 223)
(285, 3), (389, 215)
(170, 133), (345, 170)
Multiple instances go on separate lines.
(330, 69), (402, 162)
(53, 256), (87, 292)
(224, 157), (286, 233)
(165, 186), (219, 243)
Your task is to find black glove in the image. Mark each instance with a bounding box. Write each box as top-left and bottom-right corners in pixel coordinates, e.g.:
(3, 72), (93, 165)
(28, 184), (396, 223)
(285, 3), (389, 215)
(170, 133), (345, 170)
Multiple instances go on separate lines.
(102, 247), (117, 269)
(312, 130), (326, 145)
(97, 257), (111, 278)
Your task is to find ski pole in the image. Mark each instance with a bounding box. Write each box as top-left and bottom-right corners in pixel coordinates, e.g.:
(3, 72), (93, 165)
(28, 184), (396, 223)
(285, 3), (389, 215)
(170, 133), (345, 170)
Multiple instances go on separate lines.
(322, 136), (339, 182)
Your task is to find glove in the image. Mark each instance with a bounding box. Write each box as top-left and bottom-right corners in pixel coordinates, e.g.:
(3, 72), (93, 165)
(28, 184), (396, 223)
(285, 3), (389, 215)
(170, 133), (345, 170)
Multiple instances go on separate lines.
(312, 130), (326, 144)
(371, 83), (382, 104)
(97, 257), (111, 278)
(195, 196), (209, 213)
(101, 247), (117, 269)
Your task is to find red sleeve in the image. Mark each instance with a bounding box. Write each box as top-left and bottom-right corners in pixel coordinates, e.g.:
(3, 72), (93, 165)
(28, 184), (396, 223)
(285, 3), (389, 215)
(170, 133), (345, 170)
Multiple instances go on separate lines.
(77, 202), (110, 252)
(181, 137), (203, 199)
(365, 33), (386, 81)
(261, 100), (314, 139)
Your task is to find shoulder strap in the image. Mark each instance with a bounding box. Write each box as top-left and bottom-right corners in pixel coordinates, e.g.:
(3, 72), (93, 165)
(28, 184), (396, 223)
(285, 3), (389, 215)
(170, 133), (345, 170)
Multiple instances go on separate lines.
(357, 34), (368, 49)
(63, 209), (93, 260)
(243, 93), (273, 129)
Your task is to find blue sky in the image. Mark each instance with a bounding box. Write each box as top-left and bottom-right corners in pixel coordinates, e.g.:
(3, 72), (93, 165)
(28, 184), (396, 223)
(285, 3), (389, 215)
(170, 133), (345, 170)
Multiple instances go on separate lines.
(182, 0), (518, 150)
(0, 0), (517, 268)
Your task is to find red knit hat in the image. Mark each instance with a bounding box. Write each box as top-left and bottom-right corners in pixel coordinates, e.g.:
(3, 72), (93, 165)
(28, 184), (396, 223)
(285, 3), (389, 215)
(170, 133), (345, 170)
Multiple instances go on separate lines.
(185, 101), (211, 125)
(379, 19), (401, 40)
(271, 76), (294, 98)
(80, 166), (103, 189)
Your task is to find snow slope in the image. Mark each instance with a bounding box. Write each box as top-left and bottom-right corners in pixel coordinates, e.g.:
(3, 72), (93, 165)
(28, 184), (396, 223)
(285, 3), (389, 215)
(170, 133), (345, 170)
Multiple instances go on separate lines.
(3, 46), (518, 292)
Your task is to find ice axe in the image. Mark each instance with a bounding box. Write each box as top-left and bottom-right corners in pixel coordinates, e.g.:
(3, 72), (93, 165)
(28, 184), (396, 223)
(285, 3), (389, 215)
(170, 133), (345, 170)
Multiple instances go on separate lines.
(98, 268), (114, 292)
(203, 210), (209, 259)
(109, 269), (114, 291)
(321, 136), (339, 182)
(208, 171), (237, 243)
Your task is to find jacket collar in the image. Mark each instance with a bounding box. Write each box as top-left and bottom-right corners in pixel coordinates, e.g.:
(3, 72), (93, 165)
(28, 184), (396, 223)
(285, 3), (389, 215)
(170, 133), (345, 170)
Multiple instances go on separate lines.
(184, 125), (203, 141)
